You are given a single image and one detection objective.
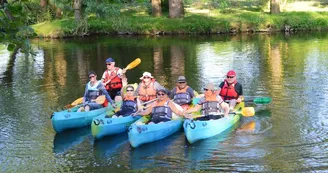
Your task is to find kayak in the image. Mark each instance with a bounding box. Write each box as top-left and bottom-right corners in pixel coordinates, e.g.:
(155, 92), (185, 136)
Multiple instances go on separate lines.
(183, 102), (245, 144)
(91, 113), (141, 140)
(128, 116), (183, 148)
(51, 105), (114, 133)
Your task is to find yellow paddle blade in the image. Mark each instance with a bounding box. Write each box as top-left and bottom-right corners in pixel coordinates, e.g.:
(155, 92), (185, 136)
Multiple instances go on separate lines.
(71, 97), (83, 106)
(95, 95), (106, 104)
(241, 107), (255, 117)
(125, 58), (141, 70)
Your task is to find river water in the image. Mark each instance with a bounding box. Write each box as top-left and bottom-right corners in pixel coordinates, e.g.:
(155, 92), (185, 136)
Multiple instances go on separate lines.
(0, 33), (327, 172)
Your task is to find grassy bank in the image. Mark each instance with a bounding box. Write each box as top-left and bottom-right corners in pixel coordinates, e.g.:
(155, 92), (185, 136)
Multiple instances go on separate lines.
(33, 9), (328, 38)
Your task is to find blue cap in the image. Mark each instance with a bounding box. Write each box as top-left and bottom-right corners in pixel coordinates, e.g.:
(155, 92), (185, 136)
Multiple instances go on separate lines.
(105, 57), (115, 63)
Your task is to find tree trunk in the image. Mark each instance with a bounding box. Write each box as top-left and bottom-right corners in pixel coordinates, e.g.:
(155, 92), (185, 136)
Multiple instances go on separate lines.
(1, 0), (15, 20)
(40, 0), (48, 7)
(152, 0), (162, 17)
(56, 8), (62, 18)
(270, 0), (280, 14)
(73, 0), (82, 22)
(169, 0), (184, 18)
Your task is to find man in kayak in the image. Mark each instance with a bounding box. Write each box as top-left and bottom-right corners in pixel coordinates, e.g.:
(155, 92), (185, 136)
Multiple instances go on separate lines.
(217, 70), (243, 111)
(135, 72), (162, 103)
(78, 71), (115, 112)
(101, 57), (125, 102)
(111, 72), (142, 118)
(169, 76), (196, 109)
(186, 82), (229, 119)
(135, 88), (187, 124)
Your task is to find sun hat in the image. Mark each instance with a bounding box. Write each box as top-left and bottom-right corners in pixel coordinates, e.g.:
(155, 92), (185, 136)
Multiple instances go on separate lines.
(204, 82), (215, 91)
(139, 72), (154, 80)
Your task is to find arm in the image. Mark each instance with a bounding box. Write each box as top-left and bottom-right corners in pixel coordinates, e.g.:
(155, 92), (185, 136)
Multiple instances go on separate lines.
(187, 87), (195, 98)
(98, 83), (114, 105)
(169, 88), (176, 99)
(136, 98), (142, 112)
(217, 96), (229, 117)
(168, 101), (185, 116)
(139, 102), (155, 116)
(186, 104), (202, 113)
(153, 81), (163, 90)
(83, 84), (88, 103)
(216, 82), (224, 95)
(236, 83), (243, 103)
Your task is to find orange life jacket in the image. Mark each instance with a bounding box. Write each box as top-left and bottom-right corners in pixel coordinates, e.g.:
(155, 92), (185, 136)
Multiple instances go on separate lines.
(103, 67), (122, 90)
(138, 79), (157, 102)
(219, 80), (238, 101)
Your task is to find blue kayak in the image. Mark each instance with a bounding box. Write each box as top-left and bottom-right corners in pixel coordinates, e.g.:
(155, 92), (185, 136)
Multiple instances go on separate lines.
(183, 102), (244, 144)
(91, 113), (141, 140)
(128, 116), (183, 148)
(51, 106), (112, 133)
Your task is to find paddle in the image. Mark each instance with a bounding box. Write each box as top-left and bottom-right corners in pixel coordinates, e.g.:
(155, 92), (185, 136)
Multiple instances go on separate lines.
(244, 97), (272, 104)
(191, 107), (255, 119)
(64, 97), (84, 109)
(124, 58), (141, 70)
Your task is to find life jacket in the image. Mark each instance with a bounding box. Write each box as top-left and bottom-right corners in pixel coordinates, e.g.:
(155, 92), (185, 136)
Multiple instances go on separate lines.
(219, 80), (238, 101)
(173, 86), (192, 105)
(103, 67), (122, 91)
(118, 96), (137, 115)
(87, 80), (102, 100)
(138, 79), (157, 102)
(151, 99), (173, 121)
(201, 94), (222, 115)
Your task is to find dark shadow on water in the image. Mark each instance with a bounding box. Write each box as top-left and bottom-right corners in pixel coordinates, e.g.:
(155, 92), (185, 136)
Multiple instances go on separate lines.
(255, 109), (272, 117)
(130, 130), (184, 170)
(53, 127), (91, 154)
(93, 133), (129, 160)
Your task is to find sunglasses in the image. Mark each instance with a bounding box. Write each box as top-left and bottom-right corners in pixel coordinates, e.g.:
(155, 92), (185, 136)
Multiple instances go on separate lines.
(204, 88), (209, 91)
(178, 82), (186, 84)
(106, 63), (112, 66)
(126, 90), (134, 92)
(143, 77), (150, 79)
(89, 75), (96, 79)
(227, 76), (235, 79)
(157, 93), (165, 96)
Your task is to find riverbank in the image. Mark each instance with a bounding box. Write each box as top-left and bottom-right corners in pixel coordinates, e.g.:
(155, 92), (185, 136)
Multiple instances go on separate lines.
(32, 9), (328, 38)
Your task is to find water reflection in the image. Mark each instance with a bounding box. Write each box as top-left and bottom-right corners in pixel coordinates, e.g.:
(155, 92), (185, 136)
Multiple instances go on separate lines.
(130, 131), (185, 169)
(0, 33), (328, 172)
(53, 127), (91, 154)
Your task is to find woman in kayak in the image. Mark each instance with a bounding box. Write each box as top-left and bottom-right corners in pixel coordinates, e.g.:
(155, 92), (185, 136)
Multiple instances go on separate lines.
(186, 82), (229, 119)
(111, 73), (142, 118)
(135, 72), (162, 103)
(135, 88), (187, 124)
(78, 71), (115, 112)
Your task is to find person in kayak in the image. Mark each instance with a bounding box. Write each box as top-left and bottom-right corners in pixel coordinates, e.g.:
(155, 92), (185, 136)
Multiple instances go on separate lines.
(169, 76), (195, 109)
(217, 70), (243, 111)
(135, 72), (162, 103)
(111, 73), (142, 118)
(186, 82), (229, 119)
(78, 71), (115, 112)
(135, 88), (187, 124)
(101, 57), (125, 102)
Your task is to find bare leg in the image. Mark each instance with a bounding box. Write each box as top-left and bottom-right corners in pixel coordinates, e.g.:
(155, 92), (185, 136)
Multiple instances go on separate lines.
(229, 99), (237, 111)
